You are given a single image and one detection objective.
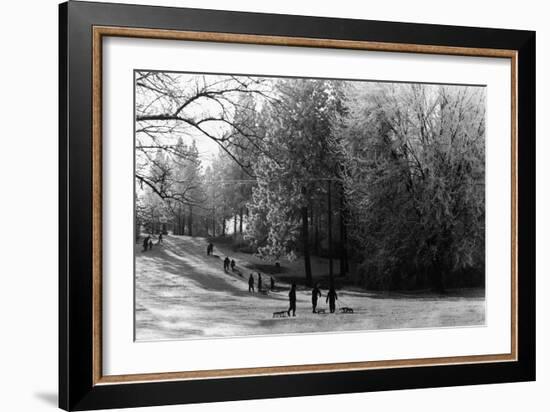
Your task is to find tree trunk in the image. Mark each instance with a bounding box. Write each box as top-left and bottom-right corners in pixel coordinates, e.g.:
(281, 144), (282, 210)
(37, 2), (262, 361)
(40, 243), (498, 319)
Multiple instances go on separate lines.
(177, 215), (180, 235)
(177, 205), (181, 235)
(135, 217), (140, 243)
(339, 184), (347, 276)
(327, 180), (333, 282)
(222, 198), (226, 237)
(212, 208), (216, 237)
(302, 187), (312, 286)
(315, 210), (320, 255)
(188, 205), (193, 236)
(181, 212), (185, 236)
(233, 214), (237, 237)
(309, 200), (315, 239)
(310, 204), (316, 255)
(427, 232), (448, 293)
(239, 207), (243, 235)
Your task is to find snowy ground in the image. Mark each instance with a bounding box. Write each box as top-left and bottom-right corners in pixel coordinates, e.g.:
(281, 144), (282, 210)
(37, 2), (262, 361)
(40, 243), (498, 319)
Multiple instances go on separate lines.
(135, 235), (485, 341)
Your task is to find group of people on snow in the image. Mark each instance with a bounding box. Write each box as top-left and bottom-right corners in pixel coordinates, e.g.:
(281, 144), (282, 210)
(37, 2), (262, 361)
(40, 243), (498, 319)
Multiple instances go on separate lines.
(223, 256), (236, 272)
(206, 241), (340, 317)
(248, 272), (276, 293)
(207, 243), (237, 274)
(142, 233), (163, 252)
(286, 282), (339, 317)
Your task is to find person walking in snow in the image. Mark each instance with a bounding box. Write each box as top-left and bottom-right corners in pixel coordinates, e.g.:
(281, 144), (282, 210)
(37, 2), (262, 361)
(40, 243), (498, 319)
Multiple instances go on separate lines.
(287, 283), (297, 317)
(257, 273), (262, 292)
(223, 257), (230, 272)
(230, 259), (236, 272)
(326, 283), (338, 314)
(142, 235), (150, 252)
(248, 273), (255, 293)
(311, 283), (322, 313)
(270, 276), (275, 291)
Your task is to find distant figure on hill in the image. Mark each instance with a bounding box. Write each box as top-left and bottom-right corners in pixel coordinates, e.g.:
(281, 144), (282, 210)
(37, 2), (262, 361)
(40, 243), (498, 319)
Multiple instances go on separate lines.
(248, 274), (255, 293)
(157, 233), (163, 244)
(148, 237), (153, 251)
(287, 283), (297, 317)
(230, 259), (236, 272)
(326, 283), (338, 313)
(142, 235), (150, 252)
(270, 276), (275, 291)
(223, 257), (230, 272)
(257, 273), (262, 291)
(311, 283), (322, 313)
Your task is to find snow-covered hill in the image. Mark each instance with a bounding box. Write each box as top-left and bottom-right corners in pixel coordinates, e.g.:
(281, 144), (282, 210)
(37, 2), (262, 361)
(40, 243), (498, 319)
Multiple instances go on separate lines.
(135, 235), (485, 341)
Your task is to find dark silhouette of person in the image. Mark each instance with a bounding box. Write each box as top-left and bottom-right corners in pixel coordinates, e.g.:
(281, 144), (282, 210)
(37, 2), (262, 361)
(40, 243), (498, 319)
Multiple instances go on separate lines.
(148, 237), (153, 251)
(287, 283), (297, 317)
(248, 274), (255, 293)
(270, 276), (275, 291)
(312, 283), (322, 313)
(257, 273), (262, 292)
(223, 257), (230, 272)
(142, 235), (150, 252)
(158, 233), (163, 244)
(206, 244), (210, 256)
(326, 284), (338, 313)
(230, 259), (236, 272)
(209, 242), (214, 255)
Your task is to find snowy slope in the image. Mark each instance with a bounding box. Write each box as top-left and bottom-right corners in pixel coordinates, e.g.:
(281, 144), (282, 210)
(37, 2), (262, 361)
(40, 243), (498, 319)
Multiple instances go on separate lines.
(135, 235), (485, 341)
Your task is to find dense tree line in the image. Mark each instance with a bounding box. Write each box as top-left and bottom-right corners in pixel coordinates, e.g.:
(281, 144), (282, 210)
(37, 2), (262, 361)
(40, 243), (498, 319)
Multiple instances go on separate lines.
(135, 72), (486, 291)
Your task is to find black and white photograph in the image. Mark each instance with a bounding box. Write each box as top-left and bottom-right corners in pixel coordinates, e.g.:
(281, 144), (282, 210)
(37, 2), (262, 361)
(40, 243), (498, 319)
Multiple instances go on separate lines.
(134, 71), (486, 341)
(0, 0), (542, 410)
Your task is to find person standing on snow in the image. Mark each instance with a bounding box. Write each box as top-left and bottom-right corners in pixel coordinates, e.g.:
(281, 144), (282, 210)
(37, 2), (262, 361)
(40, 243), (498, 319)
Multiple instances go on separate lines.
(287, 283), (297, 317)
(311, 283), (322, 313)
(326, 283), (338, 313)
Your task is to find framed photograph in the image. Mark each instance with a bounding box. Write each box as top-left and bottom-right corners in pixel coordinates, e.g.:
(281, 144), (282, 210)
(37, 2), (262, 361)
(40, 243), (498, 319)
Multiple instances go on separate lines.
(59, 1), (535, 410)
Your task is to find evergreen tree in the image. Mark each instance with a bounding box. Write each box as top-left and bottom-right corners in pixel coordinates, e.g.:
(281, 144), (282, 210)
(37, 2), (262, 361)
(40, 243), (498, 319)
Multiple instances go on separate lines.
(246, 78), (347, 285)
